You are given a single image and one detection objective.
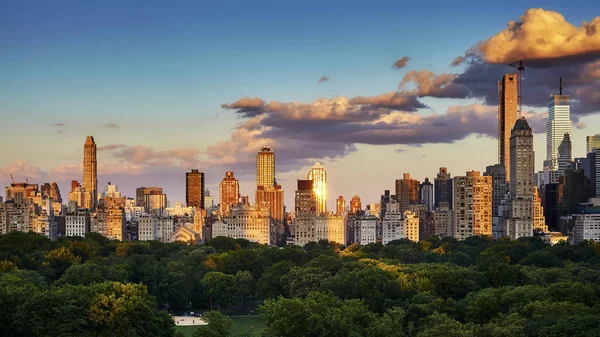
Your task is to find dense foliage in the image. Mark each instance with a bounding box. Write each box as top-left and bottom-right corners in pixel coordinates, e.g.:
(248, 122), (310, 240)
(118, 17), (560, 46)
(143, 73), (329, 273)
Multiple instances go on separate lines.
(1, 232), (600, 336)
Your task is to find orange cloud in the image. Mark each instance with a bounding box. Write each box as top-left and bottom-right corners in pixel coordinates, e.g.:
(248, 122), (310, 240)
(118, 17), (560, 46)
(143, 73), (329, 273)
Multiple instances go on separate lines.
(479, 8), (600, 64)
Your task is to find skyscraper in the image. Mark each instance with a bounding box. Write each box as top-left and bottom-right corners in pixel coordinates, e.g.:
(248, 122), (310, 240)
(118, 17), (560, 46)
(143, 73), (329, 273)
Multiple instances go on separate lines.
(544, 88), (571, 184)
(336, 196), (346, 216)
(256, 184), (285, 222)
(498, 74), (518, 182)
(453, 171), (492, 239)
(557, 133), (572, 177)
(186, 169), (205, 209)
(586, 134), (600, 154)
(395, 173), (419, 215)
(219, 171), (239, 217)
(350, 195), (362, 214)
(419, 178), (434, 211)
(295, 180), (316, 246)
(308, 162), (327, 214)
(484, 164), (507, 238)
(256, 147), (275, 188)
(83, 136), (97, 209)
(434, 167), (453, 210)
(507, 117), (534, 239)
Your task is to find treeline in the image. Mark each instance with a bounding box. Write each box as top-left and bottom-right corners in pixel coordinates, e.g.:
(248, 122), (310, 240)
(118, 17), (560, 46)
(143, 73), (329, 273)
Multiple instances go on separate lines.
(1, 233), (600, 336)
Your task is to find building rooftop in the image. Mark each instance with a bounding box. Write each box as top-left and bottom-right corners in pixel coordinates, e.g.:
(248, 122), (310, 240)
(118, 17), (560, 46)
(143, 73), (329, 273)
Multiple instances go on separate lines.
(512, 117), (530, 131)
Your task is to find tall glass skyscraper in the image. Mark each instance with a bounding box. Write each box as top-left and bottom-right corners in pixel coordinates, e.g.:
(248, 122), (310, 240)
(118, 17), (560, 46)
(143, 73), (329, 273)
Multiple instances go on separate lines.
(308, 162), (327, 214)
(544, 93), (571, 184)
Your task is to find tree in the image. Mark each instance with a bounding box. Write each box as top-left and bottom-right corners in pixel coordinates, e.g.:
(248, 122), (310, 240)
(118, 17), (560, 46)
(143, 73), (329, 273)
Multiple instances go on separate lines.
(416, 313), (474, 337)
(56, 263), (106, 286)
(201, 272), (237, 307)
(192, 311), (233, 337)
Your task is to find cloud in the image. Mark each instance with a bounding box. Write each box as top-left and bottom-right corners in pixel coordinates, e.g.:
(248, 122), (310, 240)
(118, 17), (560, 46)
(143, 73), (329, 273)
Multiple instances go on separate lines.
(0, 160), (46, 182)
(349, 92), (427, 111)
(220, 97), (267, 117)
(477, 9), (600, 66)
(101, 145), (201, 168)
(398, 70), (468, 99)
(318, 76), (329, 83)
(98, 144), (126, 151)
(392, 57), (410, 69)
(101, 123), (120, 130)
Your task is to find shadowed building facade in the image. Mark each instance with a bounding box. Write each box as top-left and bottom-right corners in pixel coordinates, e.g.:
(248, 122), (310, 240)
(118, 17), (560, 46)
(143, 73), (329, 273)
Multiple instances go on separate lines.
(434, 167), (453, 210)
(186, 169), (205, 209)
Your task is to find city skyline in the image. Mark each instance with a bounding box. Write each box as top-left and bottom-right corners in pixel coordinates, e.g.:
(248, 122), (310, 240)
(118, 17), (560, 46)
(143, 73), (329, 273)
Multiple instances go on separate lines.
(2, 5), (600, 208)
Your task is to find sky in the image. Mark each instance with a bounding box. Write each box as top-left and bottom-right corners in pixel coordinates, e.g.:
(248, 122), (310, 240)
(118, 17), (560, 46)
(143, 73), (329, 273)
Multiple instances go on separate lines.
(1, 1), (600, 210)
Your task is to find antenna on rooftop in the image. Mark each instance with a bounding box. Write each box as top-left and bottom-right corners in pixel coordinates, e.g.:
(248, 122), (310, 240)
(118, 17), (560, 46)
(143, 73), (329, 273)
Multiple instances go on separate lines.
(560, 77), (563, 95)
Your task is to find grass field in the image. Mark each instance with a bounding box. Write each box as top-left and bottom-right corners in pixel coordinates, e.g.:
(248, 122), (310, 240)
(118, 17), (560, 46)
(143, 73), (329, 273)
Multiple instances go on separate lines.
(176, 316), (265, 337)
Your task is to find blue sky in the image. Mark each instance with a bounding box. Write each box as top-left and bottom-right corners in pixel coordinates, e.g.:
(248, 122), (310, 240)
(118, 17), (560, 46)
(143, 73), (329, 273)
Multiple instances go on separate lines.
(1, 1), (599, 208)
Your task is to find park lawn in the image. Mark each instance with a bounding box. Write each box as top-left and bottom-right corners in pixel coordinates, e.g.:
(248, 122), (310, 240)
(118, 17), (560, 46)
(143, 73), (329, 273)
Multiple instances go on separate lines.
(176, 316), (265, 337)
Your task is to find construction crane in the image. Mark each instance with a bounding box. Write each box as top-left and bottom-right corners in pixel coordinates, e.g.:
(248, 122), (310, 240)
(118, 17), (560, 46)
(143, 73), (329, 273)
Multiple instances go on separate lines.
(509, 60), (525, 118)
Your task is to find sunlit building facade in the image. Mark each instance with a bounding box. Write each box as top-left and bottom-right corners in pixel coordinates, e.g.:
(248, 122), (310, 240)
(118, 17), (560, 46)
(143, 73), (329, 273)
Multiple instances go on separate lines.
(395, 173), (419, 216)
(83, 136), (98, 209)
(586, 134), (600, 154)
(315, 215), (345, 244)
(256, 184), (285, 222)
(544, 93), (571, 184)
(308, 162), (327, 215)
(498, 73), (518, 182)
(256, 147), (275, 188)
(220, 171), (239, 217)
(453, 171), (492, 239)
(336, 196), (346, 216)
(349, 195), (362, 214)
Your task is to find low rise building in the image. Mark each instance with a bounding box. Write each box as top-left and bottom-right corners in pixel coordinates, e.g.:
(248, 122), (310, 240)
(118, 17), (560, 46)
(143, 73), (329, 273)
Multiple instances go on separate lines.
(573, 198), (600, 244)
(65, 211), (90, 237)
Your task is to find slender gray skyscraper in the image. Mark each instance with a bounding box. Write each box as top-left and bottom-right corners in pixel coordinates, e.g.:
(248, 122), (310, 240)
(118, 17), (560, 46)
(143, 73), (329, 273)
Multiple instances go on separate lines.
(508, 117), (534, 239)
(543, 81), (571, 184)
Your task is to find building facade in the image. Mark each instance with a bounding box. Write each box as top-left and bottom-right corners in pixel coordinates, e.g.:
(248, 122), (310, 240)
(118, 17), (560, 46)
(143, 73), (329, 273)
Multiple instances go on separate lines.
(349, 195), (362, 214)
(186, 169), (205, 209)
(395, 173), (419, 215)
(453, 171), (492, 239)
(308, 162), (327, 215)
(434, 167), (453, 210)
(419, 178), (434, 211)
(336, 196), (346, 216)
(255, 184), (285, 222)
(586, 134), (600, 154)
(544, 93), (571, 184)
(485, 164), (507, 238)
(220, 171), (240, 217)
(256, 147), (275, 188)
(507, 117), (535, 239)
(294, 180), (316, 246)
(498, 73), (518, 182)
(83, 136), (98, 209)
(65, 211), (90, 237)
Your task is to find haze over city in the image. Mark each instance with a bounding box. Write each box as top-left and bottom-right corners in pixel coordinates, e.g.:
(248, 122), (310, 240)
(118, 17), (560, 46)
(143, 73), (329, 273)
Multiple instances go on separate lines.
(2, 1), (600, 208)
